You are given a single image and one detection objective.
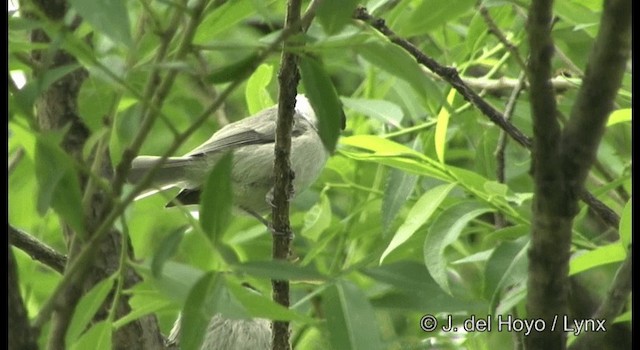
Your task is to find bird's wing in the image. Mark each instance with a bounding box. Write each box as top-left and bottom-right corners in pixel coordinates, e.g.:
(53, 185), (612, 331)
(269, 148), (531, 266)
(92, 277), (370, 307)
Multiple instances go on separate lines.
(186, 109), (311, 156)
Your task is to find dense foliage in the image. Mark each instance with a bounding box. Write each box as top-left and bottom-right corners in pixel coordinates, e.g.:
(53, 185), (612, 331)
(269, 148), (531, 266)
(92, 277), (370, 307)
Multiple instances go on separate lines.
(9, 0), (631, 349)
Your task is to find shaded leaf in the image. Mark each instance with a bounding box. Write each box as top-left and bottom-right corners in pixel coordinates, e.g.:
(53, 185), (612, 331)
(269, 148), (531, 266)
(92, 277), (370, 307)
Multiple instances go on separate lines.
(70, 321), (111, 350)
(207, 52), (260, 84)
(68, 0), (132, 47)
(66, 276), (116, 345)
(317, 0), (360, 34)
(232, 260), (326, 282)
(200, 153), (233, 243)
(323, 280), (383, 350)
(302, 191), (332, 241)
(424, 201), (493, 294)
(299, 56), (343, 153)
(483, 236), (529, 313)
(341, 97), (404, 128)
(380, 183), (457, 263)
(151, 226), (188, 278)
(35, 135), (85, 236)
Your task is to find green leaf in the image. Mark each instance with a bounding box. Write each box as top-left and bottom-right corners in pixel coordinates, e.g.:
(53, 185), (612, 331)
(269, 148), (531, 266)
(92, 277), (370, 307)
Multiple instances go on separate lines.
(194, 0), (261, 43)
(323, 280), (383, 350)
(341, 97), (404, 128)
(180, 272), (227, 350)
(358, 40), (437, 98)
(245, 63), (275, 114)
(232, 261), (326, 282)
(381, 165), (418, 234)
(424, 201), (493, 294)
(607, 108), (631, 126)
(569, 243), (627, 276)
(619, 199), (631, 248)
(151, 226), (188, 278)
(299, 56), (343, 153)
(66, 275), (116, 345)
(200, 153), (233, 243)
(483, 236), (529, 313)
(12, 64), (80, 117)
(302, 191), (332, 241)
(207, 52), (260, 84)
(434, 89), (457, 163)
(35, 135), (85, 236)
(380, 183), (457, 263)
(400, 0), (476, 36)
(317, 0), (360, 34)
(365, 262), (485, 313)
(70, 321), (112, 350)
(68, 0), (132, 47)
(227, 282), (313, 322)
(136, 261), (206, 304)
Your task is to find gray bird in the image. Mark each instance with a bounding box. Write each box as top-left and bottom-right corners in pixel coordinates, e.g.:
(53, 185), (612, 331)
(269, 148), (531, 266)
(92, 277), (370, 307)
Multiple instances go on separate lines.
(128, 95), (342, 213)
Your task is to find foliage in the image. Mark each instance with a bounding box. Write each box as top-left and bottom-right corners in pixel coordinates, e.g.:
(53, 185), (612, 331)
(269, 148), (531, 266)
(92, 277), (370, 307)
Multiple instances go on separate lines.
(9, 0), (631, 349)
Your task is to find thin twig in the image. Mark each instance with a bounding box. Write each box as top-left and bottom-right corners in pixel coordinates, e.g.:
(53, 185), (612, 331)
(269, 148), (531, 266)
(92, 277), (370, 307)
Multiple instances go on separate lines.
(494, 72), (526, 229)
(9, 225), (67, 274)
(353, 7), (532, 149)
(478, 4), (528, 71)
(353, 6), (620, 231)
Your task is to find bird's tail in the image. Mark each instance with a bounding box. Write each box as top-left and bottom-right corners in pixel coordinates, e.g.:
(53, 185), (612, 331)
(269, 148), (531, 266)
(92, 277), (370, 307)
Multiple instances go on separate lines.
(127, 156), (194, 199)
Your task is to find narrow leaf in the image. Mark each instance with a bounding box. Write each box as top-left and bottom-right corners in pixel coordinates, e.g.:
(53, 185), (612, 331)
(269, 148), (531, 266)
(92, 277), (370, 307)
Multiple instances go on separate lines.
(70, 321), (112, 350)
(316, 0), (360, 34)
(68, 0), (132, 47)
(200, 153), (233, 243)
(619, 199), (631, 248)
(66, 276), (116, 345)
(341, 97), (404, 128)
(324, 280), (383, 350)
(35, 135), (85, 235)
(302, 191), (332, 241)
(380, 183), (457, 263)
(569, 243), (627, 276)
(424, 201), (493, 294)
(381, 166), (418, 234)
(483, 236), (529, 312)
(194, 0), (256, 43)
(434, 89), (457, 163)
(151, 226), (188, 278)
(227, 282), (313, 322)
(180, 272), (226, 350)
(245, 63), (275, 114)
(207, 52), (260, 84)
(233, 260), (326, 282)
(299, 56), (343, 153)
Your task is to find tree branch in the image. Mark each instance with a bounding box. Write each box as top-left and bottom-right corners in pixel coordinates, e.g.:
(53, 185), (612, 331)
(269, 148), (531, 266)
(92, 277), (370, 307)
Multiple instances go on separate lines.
(271, 0), (303, 348)
(560, 0), (631, 208)
(353, 6), (533, 149)
(9, 225), (67, 274)
(352, 6), (620, 231)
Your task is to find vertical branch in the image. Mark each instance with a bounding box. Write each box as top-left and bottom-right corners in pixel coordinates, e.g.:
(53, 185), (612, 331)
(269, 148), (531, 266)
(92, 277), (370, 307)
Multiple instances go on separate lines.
(526, 0), (572, 349)
(271, 0), (302, 349)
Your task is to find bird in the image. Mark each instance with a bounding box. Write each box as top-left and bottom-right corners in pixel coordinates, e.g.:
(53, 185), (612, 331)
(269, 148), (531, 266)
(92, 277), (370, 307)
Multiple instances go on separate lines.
(128, 94), (343, 215)
(166, 313), (271, 350)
